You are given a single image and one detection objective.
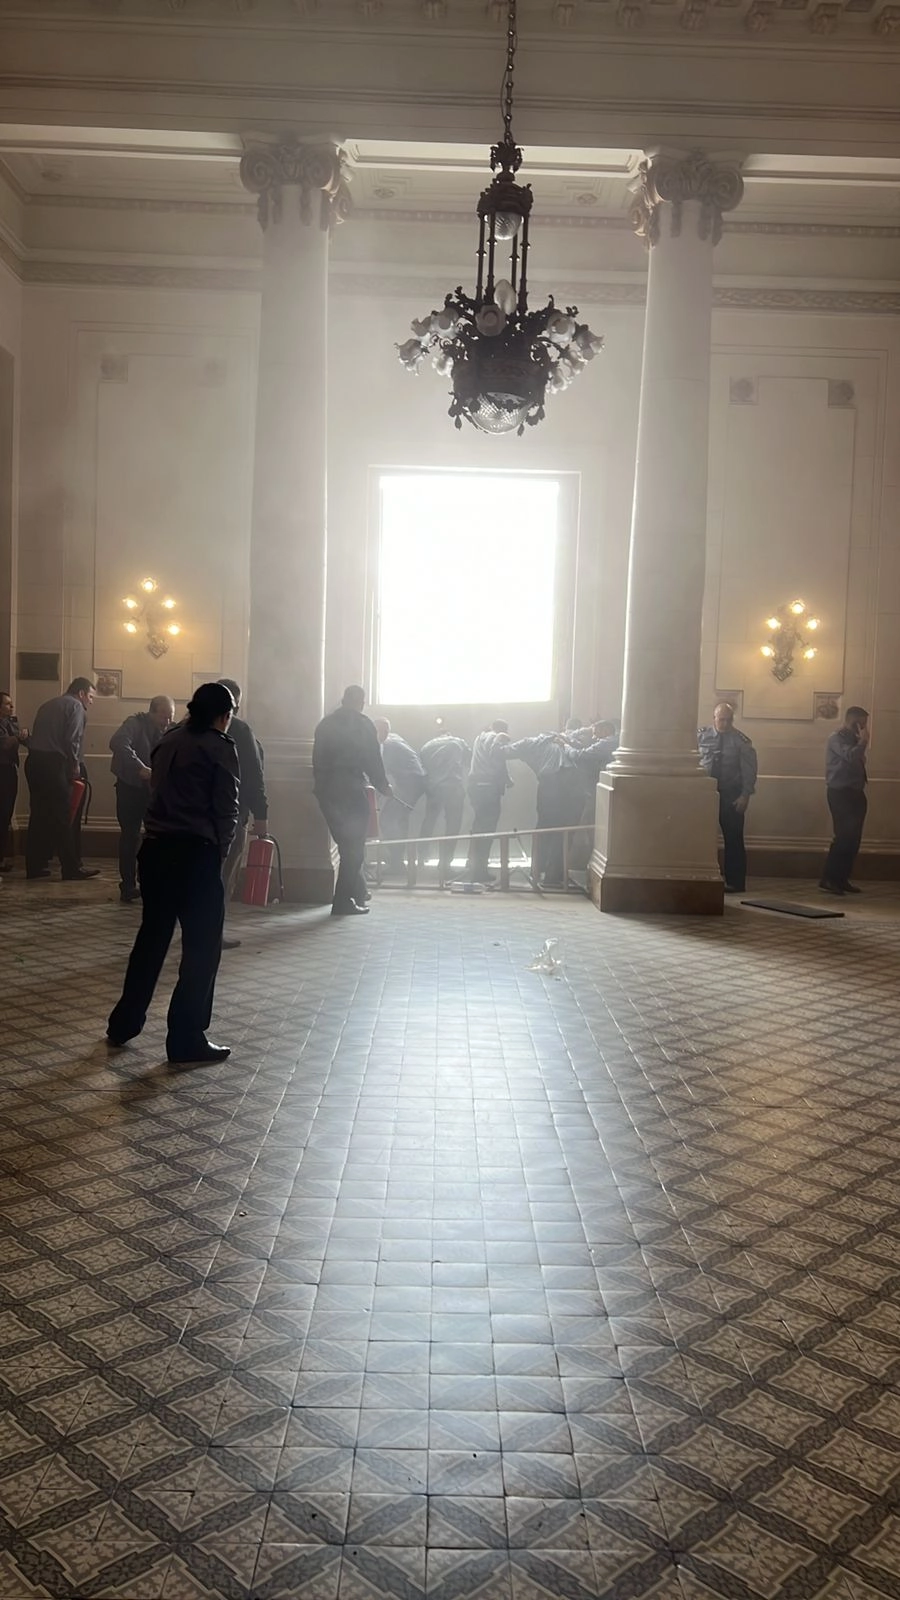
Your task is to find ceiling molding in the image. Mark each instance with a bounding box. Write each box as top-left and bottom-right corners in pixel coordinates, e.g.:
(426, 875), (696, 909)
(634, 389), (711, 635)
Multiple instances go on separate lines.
(0, 239), (898, 310)
(2, 0), (900, 43)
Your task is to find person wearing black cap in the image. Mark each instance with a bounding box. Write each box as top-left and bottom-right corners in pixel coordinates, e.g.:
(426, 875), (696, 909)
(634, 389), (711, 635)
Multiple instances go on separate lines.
(106, 681), (239, 1065)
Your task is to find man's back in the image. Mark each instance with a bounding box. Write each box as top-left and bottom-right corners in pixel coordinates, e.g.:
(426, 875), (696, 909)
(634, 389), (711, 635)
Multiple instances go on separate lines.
(314, 706), (387, 794)
(421, 736), (470, 785)
(30, 693), (84, 763)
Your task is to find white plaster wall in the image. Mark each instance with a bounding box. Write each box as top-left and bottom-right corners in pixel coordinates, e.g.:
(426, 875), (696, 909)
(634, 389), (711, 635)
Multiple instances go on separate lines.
(10, 261), (900, 858)
(702, 311), (900, 855)
(16, 285), (258, 821)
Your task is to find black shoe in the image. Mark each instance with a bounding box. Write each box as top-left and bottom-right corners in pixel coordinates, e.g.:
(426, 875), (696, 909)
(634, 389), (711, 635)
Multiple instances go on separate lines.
(844, 882), (863, 894)
(106, 1032), (132, 1048)
(120, 891), (140, 904)
(819, 880), (845, 896)
(724, 885), (744, 895)
(167, 1041), (231, 1066)
(26, 869), (51, 880)
(62, 868), (100, 881)
(222, 937), (242, 949)
(331, 901), (370, 916)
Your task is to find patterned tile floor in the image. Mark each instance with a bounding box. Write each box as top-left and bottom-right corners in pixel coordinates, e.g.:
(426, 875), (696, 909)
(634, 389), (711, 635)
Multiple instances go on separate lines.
(3, 864), (900, 1598)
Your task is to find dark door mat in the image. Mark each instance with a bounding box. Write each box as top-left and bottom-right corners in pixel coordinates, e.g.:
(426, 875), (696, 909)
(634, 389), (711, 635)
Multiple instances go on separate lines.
(740, 898), (845, 919)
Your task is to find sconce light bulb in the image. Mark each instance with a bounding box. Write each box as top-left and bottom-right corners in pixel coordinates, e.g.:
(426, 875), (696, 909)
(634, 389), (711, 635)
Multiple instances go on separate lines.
(807, 617), (819, 630)
(167, 624), (180, 637)
(162, 598), (176, 610)
(123, 598), (138, 610)
(760, 645), (775, 658)
(141, 578), (157, 593)
(124, 621), (138, 635)
(790, 599), (805, 615)
(766, 617), (780, 631)
(803, 647), (817, 660)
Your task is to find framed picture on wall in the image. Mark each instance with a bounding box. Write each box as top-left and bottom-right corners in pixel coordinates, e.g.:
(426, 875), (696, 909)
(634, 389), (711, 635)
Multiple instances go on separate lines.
(192, 671), (222, 695)
(94, 669), (122, 698)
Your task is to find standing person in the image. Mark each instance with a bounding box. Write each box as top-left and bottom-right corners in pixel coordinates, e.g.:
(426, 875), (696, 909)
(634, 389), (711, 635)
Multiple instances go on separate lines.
(372, 718), (425, 873)
(106, 682), (239, 1065)
(109, 696), (175, 904)
(698, 701), (758, 895)
(506, 730), (583, 887)
(218, 679), (269, 949)
(314, 687), (391, 916)
(25, 677), (98, 882)
(0, 692), (28, 870)
(820, 706), (870, 896)
(467, 721), (512, 885)
(419, 731), (471, 882)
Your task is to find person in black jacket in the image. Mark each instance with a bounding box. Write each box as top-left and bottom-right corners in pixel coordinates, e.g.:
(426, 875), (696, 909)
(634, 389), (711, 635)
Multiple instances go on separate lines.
(106, 682), (239, 1065)
(313, 686), (391, 916)
(218, 678), (268, 948)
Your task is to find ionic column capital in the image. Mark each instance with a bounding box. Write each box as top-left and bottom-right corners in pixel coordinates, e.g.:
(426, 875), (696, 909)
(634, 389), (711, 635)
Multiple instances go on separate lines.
(630, 150), (743, 248)
(240, 139), (352, 232)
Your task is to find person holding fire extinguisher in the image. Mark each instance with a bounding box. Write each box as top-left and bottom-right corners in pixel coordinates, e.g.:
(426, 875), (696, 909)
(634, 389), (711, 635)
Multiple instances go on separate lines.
(217, 678), (268, 948)
(25, 677), (99, 882)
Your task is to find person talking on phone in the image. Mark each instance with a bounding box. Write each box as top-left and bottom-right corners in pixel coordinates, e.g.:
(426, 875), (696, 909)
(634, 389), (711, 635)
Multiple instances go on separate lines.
(820, 706), (870, 896)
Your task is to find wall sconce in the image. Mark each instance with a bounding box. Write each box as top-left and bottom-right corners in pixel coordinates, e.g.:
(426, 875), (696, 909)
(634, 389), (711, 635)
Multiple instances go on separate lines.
(760, 598), (820, 683)
(122, 577), (182, 659)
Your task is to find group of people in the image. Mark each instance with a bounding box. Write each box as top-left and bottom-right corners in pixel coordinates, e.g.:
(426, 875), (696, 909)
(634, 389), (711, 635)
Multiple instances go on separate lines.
(699, 698), (871, 897)
(0, 676), (269, 1064)
(0, 677), (874, 1062)
(311, 686), (620, 916)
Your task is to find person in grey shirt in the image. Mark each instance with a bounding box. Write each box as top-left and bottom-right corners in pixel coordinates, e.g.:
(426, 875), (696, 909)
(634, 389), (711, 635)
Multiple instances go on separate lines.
(419, 732), (471, 882)
(507, 731), (583, 887)
(374, 717), (426, 874)
(109, 696), (175, 903)
(107, 682), (239, 1066)
(25, 677), (97, 881)
(820, 705), (869, 895)
(467, 722), (512, 884)
(0, 690), (28, 870)
(698, 701), (758, 894)
(218, 679), (269, 949)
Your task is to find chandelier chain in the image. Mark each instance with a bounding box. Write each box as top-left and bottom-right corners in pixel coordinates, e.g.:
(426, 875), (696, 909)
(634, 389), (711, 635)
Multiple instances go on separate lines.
(502, 0), (517, 144)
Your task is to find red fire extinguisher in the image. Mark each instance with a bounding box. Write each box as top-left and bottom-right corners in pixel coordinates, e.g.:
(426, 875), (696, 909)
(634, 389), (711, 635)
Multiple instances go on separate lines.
(69, 778), (87, 824)
(242, 835), (284, 907)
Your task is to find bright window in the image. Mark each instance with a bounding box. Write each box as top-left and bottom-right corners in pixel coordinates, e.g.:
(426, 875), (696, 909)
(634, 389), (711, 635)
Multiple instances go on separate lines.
(375, 472), (559, 704)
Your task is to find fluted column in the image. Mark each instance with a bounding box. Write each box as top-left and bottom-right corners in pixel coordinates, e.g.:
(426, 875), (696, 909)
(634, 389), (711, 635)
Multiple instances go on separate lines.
(241, 139), (350, 901)
(591, 150), (743, 915)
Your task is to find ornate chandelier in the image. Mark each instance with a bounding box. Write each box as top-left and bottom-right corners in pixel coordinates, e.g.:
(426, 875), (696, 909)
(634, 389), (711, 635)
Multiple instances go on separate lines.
(396, 0), (603, 435)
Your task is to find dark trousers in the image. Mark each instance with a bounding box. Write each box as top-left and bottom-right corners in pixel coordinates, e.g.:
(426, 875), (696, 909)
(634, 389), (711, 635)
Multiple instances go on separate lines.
(467, 782), (503, 882)
(535, 769), (584, 885)
(0, 765), (17, 860)
(823, 786), (867, 889)
(421, 779), (465, 877)
(116, 781), (150, 896)
(317, 786), (370, 909)
(718, 787), (747, 892)
(25, 751), (79, 877)
(380, 790), (421, 873)
(108, 835), (225, 1056)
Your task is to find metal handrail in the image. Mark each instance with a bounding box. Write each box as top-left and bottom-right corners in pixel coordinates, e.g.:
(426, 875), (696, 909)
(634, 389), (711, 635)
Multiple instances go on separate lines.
(366, 821), (595, 894)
